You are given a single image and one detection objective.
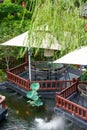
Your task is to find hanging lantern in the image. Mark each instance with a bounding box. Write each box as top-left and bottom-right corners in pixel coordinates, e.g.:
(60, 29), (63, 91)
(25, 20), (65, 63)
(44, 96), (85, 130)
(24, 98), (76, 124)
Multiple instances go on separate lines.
(44, 49), (54, 57)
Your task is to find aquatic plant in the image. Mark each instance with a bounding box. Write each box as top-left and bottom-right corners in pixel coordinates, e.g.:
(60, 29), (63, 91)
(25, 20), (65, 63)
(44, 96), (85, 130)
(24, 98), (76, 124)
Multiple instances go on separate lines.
(26, 83), (43, 107)
(80, 69), (87, 81)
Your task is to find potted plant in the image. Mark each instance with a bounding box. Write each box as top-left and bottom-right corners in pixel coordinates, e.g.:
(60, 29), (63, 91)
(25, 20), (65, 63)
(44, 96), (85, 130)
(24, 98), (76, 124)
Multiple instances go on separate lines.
(80, 69), (87, 81)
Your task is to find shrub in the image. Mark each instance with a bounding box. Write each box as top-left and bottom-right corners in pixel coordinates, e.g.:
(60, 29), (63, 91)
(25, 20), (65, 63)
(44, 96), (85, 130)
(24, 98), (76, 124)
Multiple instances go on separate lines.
(0, 69), (6, 81)
(0, 3), (24, 20)
(80, 69), (87, 81)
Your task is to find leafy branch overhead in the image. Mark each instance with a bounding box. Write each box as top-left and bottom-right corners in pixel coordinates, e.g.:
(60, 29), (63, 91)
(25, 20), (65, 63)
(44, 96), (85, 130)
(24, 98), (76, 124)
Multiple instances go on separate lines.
(27, 0), (87, 56)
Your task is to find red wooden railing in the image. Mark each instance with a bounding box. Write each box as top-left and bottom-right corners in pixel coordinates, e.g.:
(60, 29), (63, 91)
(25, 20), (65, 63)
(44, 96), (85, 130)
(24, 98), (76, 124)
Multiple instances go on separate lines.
(7, 71), (30, 91)
(6, 60), (78, 92)
(56, 95), (87, 121)
(7, 69), (73, 91)
(31, 80), (73, 91)
(56, 81), (87, 121)
(57, 81), (78, 98)
(0, 95), (6, 108)
(9, 62), (28, 74)
(7, 61), (74, 91)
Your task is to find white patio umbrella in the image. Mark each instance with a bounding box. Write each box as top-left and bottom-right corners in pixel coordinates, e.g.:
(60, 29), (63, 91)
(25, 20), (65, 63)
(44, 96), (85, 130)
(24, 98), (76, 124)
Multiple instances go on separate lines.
(53, 46), (87, 65)
(0, 31), (61, 81)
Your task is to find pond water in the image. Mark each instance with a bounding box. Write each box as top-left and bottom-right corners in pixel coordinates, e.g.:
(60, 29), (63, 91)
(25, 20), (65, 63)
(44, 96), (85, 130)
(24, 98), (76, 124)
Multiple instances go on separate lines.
(0, 90), (85, 130)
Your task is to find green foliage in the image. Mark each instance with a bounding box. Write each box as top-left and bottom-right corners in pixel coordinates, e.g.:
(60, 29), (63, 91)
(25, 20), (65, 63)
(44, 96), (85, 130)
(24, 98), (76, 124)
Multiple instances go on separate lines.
(26, 83), (43, 107)
(0, 46), (22, 70)
(0, 3), (32, 21)
(30, 82), (40, 90)
(27, 90), (37, 99)
(0, 69), (6, 81)
(80, 69), (87, 81)
(0, 1), (32, 71)
(25, 0), (87, 58)
(4, 0), (11, 3)
(0, 20), (30, 43)
(0, 3), (24, 20)
(27, 99), (43, 107)
(0, 3), (31, 70)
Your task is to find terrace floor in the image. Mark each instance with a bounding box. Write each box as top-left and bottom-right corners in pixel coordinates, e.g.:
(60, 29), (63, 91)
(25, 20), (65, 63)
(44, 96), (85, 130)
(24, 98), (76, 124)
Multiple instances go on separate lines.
(69, 92), (87, 109)
(54, 91), (87, 129)
(18, 65), (81, 81)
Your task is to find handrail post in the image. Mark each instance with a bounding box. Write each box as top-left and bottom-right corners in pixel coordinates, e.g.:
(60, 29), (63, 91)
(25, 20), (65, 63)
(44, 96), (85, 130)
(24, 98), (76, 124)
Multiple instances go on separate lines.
(27, 80), (30, 90)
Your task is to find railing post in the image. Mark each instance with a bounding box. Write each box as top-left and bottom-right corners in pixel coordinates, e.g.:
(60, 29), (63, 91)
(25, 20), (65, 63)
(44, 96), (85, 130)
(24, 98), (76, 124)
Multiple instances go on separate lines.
(0, 95), (6, 108)
(2, 100), (6, 108)
(72, 78), (76, 83)
(27, 80), (30, 91)
(86, 110), (87, 120)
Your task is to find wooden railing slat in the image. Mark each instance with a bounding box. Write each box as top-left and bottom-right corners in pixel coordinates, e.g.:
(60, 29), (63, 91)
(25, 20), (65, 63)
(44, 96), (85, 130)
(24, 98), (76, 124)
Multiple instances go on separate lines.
(56, 81), (87, 121)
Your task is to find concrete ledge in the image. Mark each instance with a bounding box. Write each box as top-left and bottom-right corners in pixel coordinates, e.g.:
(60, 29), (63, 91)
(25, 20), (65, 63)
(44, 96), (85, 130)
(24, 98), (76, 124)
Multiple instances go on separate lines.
(5, 81), (56, 99)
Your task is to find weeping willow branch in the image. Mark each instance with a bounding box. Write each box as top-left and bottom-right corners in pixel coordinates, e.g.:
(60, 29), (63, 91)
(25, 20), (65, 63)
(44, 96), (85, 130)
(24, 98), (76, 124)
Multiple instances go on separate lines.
(24, 0), (87, 57)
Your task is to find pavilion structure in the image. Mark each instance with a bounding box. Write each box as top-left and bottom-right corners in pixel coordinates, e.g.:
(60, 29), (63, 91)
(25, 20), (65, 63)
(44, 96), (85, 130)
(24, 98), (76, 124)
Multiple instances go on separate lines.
(1, 31), (87, 129)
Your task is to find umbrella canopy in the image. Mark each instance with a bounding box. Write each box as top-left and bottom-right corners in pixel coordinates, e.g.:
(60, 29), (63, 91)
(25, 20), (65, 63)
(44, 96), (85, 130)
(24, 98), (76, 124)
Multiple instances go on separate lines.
(0, 31), (61, 81)
(53, 46), (87, 65)
(0, 31), (61, 50)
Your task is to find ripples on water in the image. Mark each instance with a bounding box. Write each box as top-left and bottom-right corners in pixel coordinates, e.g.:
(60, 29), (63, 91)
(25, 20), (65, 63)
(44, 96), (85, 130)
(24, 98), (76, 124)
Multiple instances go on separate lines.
(0, 110), (84, 130)
(0, 91), (85, 130)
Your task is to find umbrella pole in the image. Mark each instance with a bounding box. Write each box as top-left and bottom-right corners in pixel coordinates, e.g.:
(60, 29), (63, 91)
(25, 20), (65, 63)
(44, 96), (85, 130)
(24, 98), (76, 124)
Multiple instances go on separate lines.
(28, 47), (31, 81)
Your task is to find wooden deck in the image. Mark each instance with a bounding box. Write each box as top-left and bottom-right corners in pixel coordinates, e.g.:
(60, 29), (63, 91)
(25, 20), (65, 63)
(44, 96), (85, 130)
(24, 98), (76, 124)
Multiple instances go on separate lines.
(4, 61), (87, 128)
(54, 80), (87, 129)
(6, 61), (80, 90)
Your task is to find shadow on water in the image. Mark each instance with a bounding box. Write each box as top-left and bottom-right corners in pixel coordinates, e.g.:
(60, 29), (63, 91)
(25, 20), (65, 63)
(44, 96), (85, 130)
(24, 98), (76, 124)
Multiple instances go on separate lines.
(0, 90), (85, 130)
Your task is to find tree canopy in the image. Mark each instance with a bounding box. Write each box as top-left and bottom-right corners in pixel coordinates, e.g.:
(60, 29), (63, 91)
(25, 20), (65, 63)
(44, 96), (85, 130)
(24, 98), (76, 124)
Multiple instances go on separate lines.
(27, 0), (87, 57)
(0, 0), (87, 70)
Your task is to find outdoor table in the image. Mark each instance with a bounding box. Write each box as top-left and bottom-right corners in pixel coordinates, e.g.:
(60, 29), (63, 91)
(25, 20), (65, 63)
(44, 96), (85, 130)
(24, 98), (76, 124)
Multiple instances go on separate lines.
(35, 62), (64, 80)
(35, 62), (63, 70)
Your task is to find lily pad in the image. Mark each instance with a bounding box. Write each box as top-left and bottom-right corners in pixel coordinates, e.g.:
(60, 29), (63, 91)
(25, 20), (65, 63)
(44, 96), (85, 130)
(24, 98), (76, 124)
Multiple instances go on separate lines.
(26, 90), (37, 99)
(27, 99), (43, 107)
(27, 100), (36, 106)
(34, 100), (43, 107)
(30, 83), (40, 91)
(32, 95), (39, 101)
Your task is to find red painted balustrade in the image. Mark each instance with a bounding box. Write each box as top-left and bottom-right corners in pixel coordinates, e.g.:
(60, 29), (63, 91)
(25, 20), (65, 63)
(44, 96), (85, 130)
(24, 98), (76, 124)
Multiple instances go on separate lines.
(7, 71), (30, 91)
(56, 94), (87, 121)
(56, 81), (87, 121)
(0, 95), (6, 108)
(57, 81), (78, 98)
(9, 62), (28, 74)
(6, 61), (75, 92)
(31, 80), (73, 91)
(7, 66), (74, 91)
(7, 68), (73, 91)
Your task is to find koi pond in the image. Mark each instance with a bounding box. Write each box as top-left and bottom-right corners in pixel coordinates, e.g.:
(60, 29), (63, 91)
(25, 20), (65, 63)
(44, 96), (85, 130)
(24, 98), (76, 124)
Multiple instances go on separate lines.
(0, 89), (85, 130)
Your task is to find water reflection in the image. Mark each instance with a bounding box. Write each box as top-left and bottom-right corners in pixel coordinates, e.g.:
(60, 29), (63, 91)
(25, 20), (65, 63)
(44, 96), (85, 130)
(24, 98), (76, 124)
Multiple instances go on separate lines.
(34, 116), (65, 130)
(0, 90), (85, 130)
